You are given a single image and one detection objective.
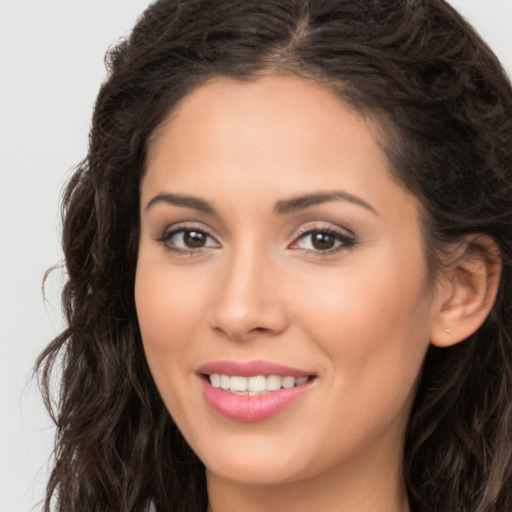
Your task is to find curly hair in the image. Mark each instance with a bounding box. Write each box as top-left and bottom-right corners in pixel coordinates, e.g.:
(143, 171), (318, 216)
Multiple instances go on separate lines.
(37, 0), (512, 510)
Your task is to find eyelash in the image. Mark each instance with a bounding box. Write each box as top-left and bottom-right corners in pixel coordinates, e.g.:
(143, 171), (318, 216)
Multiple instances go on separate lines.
(290, 227), (356, 256)
(155, 224), (356, 256)
(156, 224), (218, 255)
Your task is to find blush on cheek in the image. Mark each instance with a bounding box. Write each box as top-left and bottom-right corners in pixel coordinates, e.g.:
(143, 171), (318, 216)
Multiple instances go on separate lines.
(135, 267), (205, 357)
(135, 272), (171, 355)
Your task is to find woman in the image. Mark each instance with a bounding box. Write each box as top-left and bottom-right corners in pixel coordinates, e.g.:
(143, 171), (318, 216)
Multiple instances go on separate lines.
(37, 0), (512, 511)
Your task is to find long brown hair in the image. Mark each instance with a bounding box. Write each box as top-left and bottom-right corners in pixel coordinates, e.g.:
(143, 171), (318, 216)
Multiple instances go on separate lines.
(37, 1), (512, 510)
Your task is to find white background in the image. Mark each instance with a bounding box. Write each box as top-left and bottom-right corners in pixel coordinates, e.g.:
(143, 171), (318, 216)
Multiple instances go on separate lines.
(0, 1), (511, 511)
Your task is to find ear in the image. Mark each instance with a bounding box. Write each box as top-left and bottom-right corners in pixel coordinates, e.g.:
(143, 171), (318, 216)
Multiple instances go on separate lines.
(430, 234), (501, 348)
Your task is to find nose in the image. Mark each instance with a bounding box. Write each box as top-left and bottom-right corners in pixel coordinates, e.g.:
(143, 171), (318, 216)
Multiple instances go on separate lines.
(208, 245), (289, 342)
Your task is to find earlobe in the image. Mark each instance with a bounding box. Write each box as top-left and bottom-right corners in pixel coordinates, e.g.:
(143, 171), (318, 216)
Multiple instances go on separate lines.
(430, 235), (501, 348)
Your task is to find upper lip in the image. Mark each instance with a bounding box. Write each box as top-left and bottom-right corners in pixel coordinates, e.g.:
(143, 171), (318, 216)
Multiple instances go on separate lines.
(197, 360), (315, 378)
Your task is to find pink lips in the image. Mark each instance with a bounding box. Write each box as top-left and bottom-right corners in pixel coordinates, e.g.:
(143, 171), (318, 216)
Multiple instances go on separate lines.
(197, 360), (316, 422)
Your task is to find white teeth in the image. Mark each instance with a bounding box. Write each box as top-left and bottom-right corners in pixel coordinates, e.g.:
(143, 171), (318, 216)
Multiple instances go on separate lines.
(281, 376), (295, 389)
(208, 373), (310, 394)
(220, 374), (231, 390)
(248, 375), (266, 392)
(230, 376), (248, 392)
(266, 375), (282, 391)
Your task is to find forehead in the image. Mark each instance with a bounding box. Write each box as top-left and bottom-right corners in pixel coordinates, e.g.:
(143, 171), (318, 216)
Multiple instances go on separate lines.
(142, 75), (421, 232)
(146, 76), (386, 186)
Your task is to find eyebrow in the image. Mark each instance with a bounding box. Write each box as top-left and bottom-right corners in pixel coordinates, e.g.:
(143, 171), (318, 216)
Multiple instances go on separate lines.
(144, 190), (377, 216)
(274, 191), (378, 216)
(145, 192), (217, 214)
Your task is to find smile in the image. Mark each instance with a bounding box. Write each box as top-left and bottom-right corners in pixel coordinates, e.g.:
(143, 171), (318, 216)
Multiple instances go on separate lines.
(197, 361), (317, 422)
(208, 374), (310, 395)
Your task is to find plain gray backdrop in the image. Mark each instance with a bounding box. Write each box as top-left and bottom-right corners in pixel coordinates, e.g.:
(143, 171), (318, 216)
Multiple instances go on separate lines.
(1, 1), (511, 510)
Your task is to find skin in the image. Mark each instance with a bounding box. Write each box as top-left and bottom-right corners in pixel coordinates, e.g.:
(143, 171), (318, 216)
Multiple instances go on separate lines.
(135, 75), (452, 512)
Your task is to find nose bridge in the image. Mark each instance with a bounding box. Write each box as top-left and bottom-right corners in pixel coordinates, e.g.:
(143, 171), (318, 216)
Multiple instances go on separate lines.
(209, 239), (287, 340)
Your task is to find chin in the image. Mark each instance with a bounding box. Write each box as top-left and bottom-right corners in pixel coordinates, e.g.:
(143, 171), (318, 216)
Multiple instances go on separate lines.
(205, 457), (308, 487)
(193, 429), (314, 486)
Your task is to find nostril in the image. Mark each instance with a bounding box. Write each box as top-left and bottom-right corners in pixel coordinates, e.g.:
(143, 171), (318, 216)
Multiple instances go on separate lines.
(250, 327), (269, 333)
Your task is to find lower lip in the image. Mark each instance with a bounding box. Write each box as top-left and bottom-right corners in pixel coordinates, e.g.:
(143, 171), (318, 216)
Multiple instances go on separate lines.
(200, 378), (315, 422)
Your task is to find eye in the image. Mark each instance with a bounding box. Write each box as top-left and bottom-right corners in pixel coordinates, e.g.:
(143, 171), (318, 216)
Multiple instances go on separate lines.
(291, 228), (355, 254)
(157, 227), (220, 252)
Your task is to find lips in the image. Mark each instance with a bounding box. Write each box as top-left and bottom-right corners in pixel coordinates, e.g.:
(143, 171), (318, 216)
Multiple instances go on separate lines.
(197, 360), (316, 422)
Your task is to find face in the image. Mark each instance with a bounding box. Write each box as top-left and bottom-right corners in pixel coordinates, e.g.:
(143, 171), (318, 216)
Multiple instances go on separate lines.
(135, 76), (443, 488)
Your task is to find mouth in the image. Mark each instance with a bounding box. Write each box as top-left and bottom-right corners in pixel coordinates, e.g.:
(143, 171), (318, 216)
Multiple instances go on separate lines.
(203, 373), (315, 395)
(197, 361), (317, 421)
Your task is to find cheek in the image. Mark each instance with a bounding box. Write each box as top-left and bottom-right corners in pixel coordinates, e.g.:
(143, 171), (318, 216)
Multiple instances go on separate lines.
(134, 257), (212, 427)
(135, 259), (206, 362)
(293, 249), (434, 404)
(301, 265), (429, 335)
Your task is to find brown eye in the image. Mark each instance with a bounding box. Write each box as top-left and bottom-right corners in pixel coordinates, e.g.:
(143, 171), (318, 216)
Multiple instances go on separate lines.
(157, 227), (220, 252)
(310, 231), (336, 250)
(292, 228), (356, 255)
(183, 230), (207, 248)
